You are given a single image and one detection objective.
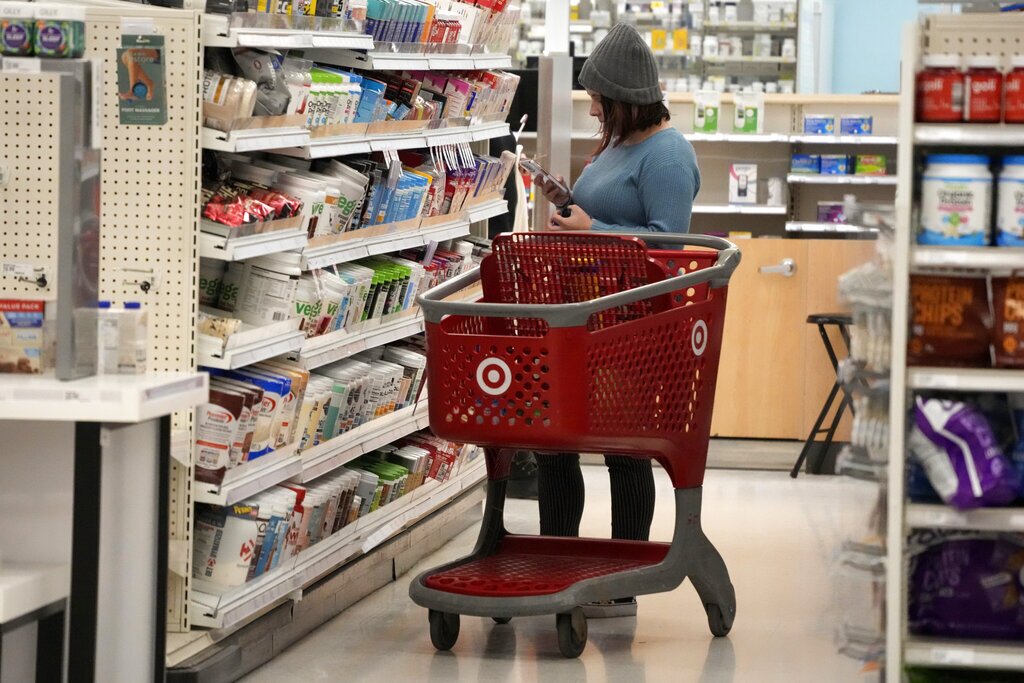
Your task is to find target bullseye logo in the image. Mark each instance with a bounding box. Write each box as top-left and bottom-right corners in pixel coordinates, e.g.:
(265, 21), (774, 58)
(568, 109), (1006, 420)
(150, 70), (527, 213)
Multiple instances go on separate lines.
(476, 357), (512, 396)
(691, 320), (708, 356)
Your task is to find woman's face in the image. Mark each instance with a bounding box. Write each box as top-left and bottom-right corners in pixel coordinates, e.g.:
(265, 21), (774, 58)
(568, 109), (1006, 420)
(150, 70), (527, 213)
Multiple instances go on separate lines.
(587, 91), (603, 122)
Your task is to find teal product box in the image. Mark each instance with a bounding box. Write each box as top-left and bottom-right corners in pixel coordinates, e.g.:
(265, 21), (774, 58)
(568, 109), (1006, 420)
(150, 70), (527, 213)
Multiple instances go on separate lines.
(802, 115), (834, 135)
(790, 154), (821, 174)
(1, 3), (34, 56)
(840, 115), (873, 135)
(820, 154), (852, 175)
(34, 4), (86, 58)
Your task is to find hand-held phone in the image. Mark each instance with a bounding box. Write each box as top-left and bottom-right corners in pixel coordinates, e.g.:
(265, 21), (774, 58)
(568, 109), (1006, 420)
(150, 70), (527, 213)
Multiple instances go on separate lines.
(519, 157), (572, 217)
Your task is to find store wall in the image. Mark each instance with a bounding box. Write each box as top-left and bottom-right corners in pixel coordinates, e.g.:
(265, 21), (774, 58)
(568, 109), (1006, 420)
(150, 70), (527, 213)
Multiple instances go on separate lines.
(826, 0), (919, 94)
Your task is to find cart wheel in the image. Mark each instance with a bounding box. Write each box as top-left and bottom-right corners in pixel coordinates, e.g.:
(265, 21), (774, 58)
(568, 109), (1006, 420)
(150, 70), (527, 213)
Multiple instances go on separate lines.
(556, 607), (588, 658)
(492, 617), (512, 625)
(705, 603), (733, 637)
(429, 610), (460, 651)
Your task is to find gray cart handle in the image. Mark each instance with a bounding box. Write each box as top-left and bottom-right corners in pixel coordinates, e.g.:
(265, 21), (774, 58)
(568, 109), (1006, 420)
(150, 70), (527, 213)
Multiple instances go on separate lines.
(417, 232), (741, 329)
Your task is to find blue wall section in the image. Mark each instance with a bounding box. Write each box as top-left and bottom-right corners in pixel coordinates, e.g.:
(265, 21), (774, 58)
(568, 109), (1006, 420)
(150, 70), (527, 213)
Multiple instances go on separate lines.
(828, 0), (921, 94)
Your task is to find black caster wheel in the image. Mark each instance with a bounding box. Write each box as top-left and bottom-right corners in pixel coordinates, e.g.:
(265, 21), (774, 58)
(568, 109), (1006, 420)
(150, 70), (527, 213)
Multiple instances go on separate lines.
(705, 603), (734, 637)
(492, 617), (512, 625)
(429, 610), (460, 651)
(556, 607), (587, 658)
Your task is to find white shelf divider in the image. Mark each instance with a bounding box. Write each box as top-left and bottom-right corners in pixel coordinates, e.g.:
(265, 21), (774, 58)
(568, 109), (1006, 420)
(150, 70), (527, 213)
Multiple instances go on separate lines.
(912, 246), (1024, 271)
(0, 563), (70, 624)
(688, 132), (790, 143)
(701, 55), (797, 64)
(905, 637), (1024, 671)
(907, 367), (1024, 393)
(296, 314), (426, 371)
(0, 373), (207, 423)
(790, 134), (899, 145)
(202, 13), (374, 50)
(787, 174), (897, 186)
(914, 123), (1024, 146)
(198, 319), (305, 371)
(905, 503), (1024, 532)
(284, 121), (510, 160)
(193, 443), (303, 506)
(693, 204), (788, 215)
(199, 227), (307, 262)
(202, 126), (310, 154)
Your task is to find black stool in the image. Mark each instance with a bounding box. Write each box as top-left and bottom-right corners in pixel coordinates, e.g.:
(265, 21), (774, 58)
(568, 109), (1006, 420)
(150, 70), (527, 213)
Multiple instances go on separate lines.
(791, 313), (854, 478)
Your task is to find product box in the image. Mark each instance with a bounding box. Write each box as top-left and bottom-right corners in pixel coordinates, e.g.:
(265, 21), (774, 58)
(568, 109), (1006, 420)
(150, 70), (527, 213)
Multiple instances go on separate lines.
(820, 154), (852, 175)
(0, 299), (45, 374)
(817, 201), (846, 223)
(728, 163), (758, 204)
(790, 154), (821, 174)
(693, 90), (720, 133)
(802, 114), (835, 135)
(855, 154), (887, 175)
(732, 92), (764, 134)
(840, 115), (873, 135)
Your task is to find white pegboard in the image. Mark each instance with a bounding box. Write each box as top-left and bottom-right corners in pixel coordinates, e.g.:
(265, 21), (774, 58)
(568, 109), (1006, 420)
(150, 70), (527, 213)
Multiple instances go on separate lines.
(923, 12), (1024, 60)
(0, 73), (63, 300)
(81, 2), (204, 634)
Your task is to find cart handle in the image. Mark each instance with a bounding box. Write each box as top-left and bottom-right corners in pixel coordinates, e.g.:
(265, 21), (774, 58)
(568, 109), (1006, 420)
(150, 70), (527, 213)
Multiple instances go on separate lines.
(418, 232), (741, 329)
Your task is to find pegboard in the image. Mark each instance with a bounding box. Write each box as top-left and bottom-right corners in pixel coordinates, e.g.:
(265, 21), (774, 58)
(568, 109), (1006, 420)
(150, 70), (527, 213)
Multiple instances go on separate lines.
(82, 2), (204, 634)
(923, 12), (1024, 59)
(0, 73), (64, 300)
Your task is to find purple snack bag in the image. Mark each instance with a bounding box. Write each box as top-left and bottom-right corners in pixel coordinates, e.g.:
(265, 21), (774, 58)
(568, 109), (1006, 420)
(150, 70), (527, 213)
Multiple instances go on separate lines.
(913, 397), (1021, 510)
(908, 532), (1024, 640)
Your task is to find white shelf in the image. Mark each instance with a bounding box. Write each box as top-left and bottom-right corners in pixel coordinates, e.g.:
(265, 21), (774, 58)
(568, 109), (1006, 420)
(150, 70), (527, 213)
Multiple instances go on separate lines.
(787, 174), (897, 186)
(190, 460), (485, 630)
(202, 13), (374, 50)
(906, 503), (1024, 532)
(298, 121), (510, 160)
(914, 123), (1024, 146)
(0, 563), (69, 624)
(202, 126), (310, 153)
(200, 227), (307, 262)
(701, 55), (797, 64)
(790, 134), (899, 145)
(704, 21), (798, 31)
(693, 204), (788, 215)
(688, 132), (790, 143)
(297, 399), (431, 483)
(296, 313), (426, 371)
(907, 367), (1024, 393)
(905, 637), (1024, 671)
(298, 47), (512, 73)
(193, 443), (303, 506)
(198, 318), (305, 370)
(912, 246), (1024, 271)
(0, 373), (207, 423)
(785, 222), (879, 235)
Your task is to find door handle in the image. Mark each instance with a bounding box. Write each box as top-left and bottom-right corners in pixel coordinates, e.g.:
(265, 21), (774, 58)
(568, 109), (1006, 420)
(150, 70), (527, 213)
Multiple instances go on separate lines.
(759, 258), (797, 277)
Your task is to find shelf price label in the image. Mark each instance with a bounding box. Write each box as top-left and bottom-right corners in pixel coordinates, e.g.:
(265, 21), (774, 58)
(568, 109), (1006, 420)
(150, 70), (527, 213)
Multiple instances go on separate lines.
(930, 647), (975, 665)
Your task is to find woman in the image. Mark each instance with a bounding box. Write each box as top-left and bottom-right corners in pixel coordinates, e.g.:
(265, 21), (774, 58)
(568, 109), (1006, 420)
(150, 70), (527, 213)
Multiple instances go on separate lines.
(532, 23), (701, 616)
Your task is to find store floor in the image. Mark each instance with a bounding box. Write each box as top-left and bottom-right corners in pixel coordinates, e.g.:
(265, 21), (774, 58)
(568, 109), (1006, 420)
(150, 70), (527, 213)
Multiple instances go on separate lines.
(242, 466), (875, 683)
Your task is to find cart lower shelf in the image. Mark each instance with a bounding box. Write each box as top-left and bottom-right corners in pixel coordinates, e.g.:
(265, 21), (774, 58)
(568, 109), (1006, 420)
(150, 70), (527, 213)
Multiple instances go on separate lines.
(423, 535), (671, 598)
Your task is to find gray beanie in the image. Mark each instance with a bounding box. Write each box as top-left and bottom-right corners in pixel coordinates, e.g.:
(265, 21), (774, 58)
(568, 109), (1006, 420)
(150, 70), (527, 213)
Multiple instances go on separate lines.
(579, 23), (662, 105)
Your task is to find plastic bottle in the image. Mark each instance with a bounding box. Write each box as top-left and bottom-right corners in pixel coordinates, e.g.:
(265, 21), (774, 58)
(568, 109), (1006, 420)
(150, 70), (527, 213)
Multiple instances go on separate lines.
(1004, 55), (1024, 123)
(997, 156), (1024, 247)
(96, 301), (118, 375)
(121, 302), (147, 374)
(964, 55), (1003, 123)
(916, 54), (964, 122)
(918, 154), (993, 246)
(235, 253), (302, 326)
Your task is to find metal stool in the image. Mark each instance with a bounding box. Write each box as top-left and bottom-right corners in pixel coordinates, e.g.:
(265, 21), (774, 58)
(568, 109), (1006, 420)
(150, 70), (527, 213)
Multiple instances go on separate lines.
(791, 313), (854, 478)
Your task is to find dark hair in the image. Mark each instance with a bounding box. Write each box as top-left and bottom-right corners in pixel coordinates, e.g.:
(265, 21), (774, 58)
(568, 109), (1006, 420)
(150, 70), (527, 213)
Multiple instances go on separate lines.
(595, 97), (671, 155)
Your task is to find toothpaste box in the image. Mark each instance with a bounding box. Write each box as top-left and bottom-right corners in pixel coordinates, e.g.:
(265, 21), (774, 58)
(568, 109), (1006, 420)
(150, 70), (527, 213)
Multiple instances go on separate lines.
(840, 115), (873, 135)
(803, 114), (835, 135)
(855, 154), (887, 175)
(820, 154), (852, 175)
(790, 154), (821, 174)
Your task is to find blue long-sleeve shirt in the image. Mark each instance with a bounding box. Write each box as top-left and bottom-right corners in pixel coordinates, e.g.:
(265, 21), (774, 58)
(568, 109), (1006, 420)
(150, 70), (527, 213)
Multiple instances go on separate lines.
(571, 127), (700, 234)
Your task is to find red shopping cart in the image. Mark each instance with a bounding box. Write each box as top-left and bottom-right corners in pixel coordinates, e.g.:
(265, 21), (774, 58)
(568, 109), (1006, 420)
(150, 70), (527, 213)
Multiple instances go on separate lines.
(409, 232), (741, 658)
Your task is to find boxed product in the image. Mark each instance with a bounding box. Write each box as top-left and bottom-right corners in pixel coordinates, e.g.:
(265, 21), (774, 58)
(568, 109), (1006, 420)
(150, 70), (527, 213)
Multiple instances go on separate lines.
(0, 299), (45, 374)
(728, 163), (758, 204)
(820, 154), (852, 175)
(693, 90), (720, 133)
(840, 115), (873, 135)
(992, 275), (1024, 368)
(817, 202), (845, 224)
(802, 114), (835, 135)
(790, 154), (821, 174)
(908, 274), (992, 367)
(855, 154), (887, 176)
(732, 92), (764, 134)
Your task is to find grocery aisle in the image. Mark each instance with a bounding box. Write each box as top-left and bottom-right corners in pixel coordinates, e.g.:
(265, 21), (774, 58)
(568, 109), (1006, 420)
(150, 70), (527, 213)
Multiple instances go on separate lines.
(242, 466), (872, 683)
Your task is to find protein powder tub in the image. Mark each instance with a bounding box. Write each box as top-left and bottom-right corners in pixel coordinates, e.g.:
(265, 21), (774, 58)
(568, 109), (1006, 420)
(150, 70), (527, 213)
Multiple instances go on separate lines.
(964, 55), (1003, 123)
(916, 54), (964, 123)
(997, 156), (1024, 246)
(919, 154), (992, 246)
(235, 252), (302, 325)
(1005, 55), (1024, 123)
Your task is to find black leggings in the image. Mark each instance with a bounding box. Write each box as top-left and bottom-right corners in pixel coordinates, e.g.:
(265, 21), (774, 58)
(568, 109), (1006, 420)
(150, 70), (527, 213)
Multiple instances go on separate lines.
(534, 453), (655, 541)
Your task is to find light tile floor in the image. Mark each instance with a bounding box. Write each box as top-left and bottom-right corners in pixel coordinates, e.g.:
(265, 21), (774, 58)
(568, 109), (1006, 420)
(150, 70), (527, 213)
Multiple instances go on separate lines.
(242, 467), (881, 683)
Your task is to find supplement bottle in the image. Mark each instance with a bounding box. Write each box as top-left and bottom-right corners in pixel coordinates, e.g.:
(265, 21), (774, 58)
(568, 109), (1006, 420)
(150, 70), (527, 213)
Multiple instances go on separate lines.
(964, 55), (1003, 123)
(235, 252), (302, 326)
(997, 156), (1024, 247)
(919, 154), (992, 246)
(916, 54), (963, 123)
(1004, 55), (1024, 123)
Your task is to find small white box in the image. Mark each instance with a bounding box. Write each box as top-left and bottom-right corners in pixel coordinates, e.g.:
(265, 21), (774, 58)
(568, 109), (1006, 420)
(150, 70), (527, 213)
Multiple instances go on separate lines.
(729, 163), (758, 204)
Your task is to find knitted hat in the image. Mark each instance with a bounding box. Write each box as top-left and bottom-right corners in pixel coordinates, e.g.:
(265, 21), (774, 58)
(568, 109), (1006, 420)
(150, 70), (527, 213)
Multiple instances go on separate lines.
(579, 23), (662, 105)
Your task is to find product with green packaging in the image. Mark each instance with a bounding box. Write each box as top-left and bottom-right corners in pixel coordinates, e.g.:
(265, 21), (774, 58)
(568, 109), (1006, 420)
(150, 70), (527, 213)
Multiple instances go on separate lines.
(693, 90), (720, 134)
(1, 2), (34, 56)
(34, 3), (85, 58)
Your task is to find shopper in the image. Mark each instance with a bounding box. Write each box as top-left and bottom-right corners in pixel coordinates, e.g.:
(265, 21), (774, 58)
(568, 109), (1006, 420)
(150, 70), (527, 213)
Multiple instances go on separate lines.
(532, 22), (701, 616)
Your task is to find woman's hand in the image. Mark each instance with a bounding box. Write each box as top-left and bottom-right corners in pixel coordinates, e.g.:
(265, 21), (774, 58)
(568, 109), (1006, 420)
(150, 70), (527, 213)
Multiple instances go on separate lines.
(549, 205), (592, 231)
(536, 174), (571, 207)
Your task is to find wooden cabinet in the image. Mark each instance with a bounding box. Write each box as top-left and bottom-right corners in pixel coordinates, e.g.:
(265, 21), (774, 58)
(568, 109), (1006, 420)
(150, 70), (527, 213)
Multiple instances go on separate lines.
(710, 239), (875, 440)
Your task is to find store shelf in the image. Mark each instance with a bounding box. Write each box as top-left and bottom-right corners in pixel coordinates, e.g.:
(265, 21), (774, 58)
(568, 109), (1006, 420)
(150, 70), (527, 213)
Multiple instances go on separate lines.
(298, 120), (511, 160)
(198, 318), (305, 371)
(906, 503), (1024, 532)
(704, 21), (798, 31)
(790, 134), (899, 145)
(912, 245), (1024, 270)
(787, 174), (898, 186)
(701, 55), (797, 65)
(200, 223), (307, 262)
(914, 124), (1024, 147)
(907, 367), (1024, 393)
(688, 132), (790, 143)
(202, 13), (374, 50)
(194, 443), (303, 507)
(904, 637), (1024, 671)
(298, 47), (512, 73)
(296, 313), (426, 371)
(785, 222), (879, 235)
(0, 373), (207, 423)
(202, 126), (310, 153)
(693, 203), (788, 215)
(190, 459), (485, 630)
(0, 563), (69, 624)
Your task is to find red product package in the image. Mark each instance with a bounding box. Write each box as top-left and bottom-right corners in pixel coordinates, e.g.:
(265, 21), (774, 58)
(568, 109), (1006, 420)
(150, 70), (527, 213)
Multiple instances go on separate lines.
(248, 188), (302, 219)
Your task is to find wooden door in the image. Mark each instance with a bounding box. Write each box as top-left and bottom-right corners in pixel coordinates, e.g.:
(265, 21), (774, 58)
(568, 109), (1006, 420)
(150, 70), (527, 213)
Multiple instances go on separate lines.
(711, 240), (809, 439)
